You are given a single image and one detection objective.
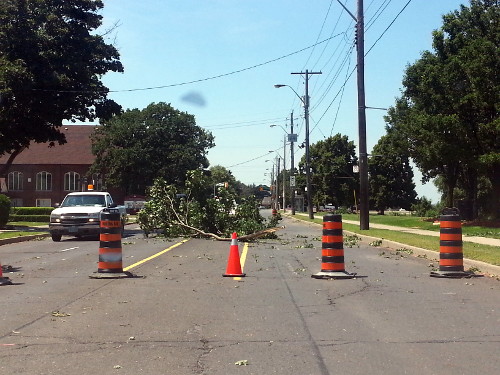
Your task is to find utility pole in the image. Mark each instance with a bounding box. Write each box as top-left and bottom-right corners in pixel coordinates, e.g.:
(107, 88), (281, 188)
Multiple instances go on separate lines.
(291, 69), (322, 220)
(289, 111), (296, 215)
(276, 156), (281, 210)
(336, 0), (369, 229)
(282, 134), (286, 212)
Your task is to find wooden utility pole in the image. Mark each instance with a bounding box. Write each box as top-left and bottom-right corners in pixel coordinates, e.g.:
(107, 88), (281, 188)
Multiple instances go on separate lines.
(291, 70), (322, 220)
(289, 112), (296, 215)
(336, 0), (369, 229)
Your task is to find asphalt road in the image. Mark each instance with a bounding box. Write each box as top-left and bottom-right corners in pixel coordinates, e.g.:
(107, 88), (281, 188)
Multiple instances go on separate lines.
(1, 216), (499, 375)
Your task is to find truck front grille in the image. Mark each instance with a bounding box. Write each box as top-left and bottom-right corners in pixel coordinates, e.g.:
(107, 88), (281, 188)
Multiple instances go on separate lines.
(60, 214), (93, 225)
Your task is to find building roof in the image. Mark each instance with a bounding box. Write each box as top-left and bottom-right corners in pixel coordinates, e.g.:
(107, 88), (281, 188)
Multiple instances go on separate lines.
(0, 125), (98, 165)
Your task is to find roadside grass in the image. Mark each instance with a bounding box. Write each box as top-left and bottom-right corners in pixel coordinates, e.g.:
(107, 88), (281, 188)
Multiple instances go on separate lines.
(1, 222), (48, 240)
(328, 213), (500, 239)
(293, 215), (500, 266)
(0, 231), (47, 240)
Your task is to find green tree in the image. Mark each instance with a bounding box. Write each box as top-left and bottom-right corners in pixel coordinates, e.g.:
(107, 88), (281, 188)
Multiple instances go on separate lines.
(0, 194), (10, 228)
(299, 134), (358, 209)
(90, 102), (215, 194)
(369, 134), (417, 214)
(0, 0), (123, 178)
(386, 0), (499, 218)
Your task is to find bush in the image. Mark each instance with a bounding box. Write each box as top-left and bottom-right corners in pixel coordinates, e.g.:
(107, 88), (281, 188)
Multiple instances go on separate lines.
(7, 207), (52, 223)
(8, 214), (50, 223)
(10, 207), (53, 215)
(0, 194), (10, 228)
(411, 197), (442, 218)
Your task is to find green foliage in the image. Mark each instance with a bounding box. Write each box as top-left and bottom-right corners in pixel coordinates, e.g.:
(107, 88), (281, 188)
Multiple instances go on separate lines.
(7, 207), (52, 224)
(369, 133), (417, 213)
(138, 170), (278, 238)
(10, 207), (53, 215)
(299, 134), (358, 209)
(411, 197), (439, 218)
(0, 0), (122, 169)
(385, 0), (500, 218)
(0, 194), (10, 227)
(90, 102), (214, 195)
(8, 215), (49, 223)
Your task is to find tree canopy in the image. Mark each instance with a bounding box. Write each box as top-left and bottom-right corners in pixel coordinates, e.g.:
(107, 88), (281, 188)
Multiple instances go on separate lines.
(385, 0), (499, 218)
(90, 102), (215, 195)
(368, 133), (417, 214)
(0, 0), (123, 176)
(299, 134), (358, 209)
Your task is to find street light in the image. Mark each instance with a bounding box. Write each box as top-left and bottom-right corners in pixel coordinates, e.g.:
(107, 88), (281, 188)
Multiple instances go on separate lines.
(270, 116), (297, 216)
(275, 76), (319, 220)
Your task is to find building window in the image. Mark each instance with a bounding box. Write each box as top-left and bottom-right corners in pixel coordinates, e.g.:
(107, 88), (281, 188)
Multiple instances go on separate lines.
(36, 171), (52, 191)
(36, 198), (52, 207)
(8, 171), (23, 191)
(64, 172), (80, 191)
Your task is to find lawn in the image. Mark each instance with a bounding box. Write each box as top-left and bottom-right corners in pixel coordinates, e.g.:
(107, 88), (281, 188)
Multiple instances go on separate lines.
(291, 214), (500, 266)
(0, 222), (48, 240)
(331, 213), (500, 239)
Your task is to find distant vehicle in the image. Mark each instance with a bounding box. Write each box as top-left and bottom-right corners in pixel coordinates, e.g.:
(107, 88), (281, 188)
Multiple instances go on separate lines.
(324, 204), (336, 212)
(49, 192), (127, 242)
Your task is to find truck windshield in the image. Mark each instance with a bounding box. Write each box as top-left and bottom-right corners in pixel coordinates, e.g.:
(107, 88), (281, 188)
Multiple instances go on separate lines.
(61, 195), (106, 207)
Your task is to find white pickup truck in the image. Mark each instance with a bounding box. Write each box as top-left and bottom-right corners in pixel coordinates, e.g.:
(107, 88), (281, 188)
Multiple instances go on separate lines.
(49, 192), (127, 241)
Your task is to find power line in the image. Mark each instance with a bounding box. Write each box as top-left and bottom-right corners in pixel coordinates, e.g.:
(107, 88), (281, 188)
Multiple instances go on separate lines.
(365, 0), (413, 56)
(226, 151), (274, 168)
(30, 34), (345, 94)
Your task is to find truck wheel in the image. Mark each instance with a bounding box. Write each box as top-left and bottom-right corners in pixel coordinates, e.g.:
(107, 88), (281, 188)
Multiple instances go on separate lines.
(51, 233), (62, 242)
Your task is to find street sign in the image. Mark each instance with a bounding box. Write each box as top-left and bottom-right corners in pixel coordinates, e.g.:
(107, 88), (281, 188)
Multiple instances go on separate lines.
(288, 134), (298, 143)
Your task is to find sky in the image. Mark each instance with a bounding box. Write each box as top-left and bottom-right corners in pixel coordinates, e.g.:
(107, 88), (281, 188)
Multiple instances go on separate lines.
(95, 0), (468, 203)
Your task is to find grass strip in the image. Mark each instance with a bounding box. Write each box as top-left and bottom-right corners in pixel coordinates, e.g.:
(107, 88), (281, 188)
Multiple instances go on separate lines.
(322, 213), (500, 239)
(292, 215), (499, 266)
(0, 231), (47, 240)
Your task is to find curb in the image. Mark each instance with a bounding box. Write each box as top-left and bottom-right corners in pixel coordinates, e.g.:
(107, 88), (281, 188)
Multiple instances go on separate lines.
(0, 233), (51, 246)
(284, 213), (500, 279)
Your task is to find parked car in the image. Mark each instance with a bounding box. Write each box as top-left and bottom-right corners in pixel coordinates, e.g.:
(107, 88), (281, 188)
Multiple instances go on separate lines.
(324, 204), (336, 212)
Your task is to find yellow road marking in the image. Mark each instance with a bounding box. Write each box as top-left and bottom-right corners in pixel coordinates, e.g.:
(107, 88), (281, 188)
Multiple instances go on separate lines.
(234, 242), (249, 280)
(123, 239), (190, 271)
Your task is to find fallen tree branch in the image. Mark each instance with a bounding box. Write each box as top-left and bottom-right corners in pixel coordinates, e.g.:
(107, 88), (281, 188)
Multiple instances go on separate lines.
(174, 220), (284, 241)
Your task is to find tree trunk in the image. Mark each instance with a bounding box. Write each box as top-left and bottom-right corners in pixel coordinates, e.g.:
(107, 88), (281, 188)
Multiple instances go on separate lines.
(0, 147), (25, 181)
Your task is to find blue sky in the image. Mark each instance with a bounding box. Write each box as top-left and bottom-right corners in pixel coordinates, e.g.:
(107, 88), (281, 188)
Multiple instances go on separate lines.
(97, 0), (467, 203)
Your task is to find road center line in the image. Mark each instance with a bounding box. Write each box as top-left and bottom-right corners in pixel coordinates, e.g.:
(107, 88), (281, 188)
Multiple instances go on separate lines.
(123, 239), (190, 271)
(234, 242), (249, 280)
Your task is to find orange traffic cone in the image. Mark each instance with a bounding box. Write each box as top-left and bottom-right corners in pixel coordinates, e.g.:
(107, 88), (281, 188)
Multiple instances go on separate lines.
(223, 232), (246, 277)
(0, 260), (13, 286)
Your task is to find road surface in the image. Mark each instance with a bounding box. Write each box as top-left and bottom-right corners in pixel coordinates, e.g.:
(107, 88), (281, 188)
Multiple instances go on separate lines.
(1, 216), (498, 374)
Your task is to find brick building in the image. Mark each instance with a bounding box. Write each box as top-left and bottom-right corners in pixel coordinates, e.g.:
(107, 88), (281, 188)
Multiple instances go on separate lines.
(0, 125), (125, 207)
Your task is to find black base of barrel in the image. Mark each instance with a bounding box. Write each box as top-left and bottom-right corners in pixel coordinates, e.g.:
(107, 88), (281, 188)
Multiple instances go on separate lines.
(89, 271), (134, 279)
(430, 270), (481, 279)
(311, 270), (356, 279)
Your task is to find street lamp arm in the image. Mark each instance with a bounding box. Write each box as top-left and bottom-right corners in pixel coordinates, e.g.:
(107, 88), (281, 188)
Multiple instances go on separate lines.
(274, 84), (305, 105)
(270, 124), (288, 133)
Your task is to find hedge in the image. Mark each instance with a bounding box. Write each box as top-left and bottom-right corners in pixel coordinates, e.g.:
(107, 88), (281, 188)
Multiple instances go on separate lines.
(9, 214), (50, 222)
(8, 207), (53, 223)
(10, 207), (53, 215)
